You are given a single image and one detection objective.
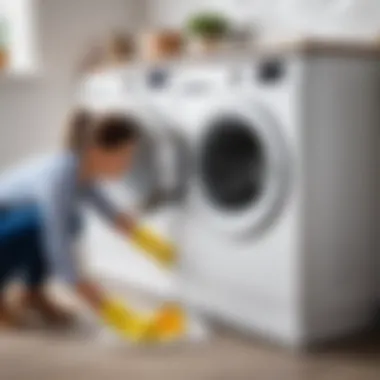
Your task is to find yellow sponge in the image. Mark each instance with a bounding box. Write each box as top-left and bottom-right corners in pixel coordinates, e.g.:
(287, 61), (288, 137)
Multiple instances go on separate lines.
(143, 303), (187, 343)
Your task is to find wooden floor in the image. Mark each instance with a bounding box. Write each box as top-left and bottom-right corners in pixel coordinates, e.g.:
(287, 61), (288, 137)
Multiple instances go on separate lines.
(1, 281), (380, 380)
(1, 325), (380, 380)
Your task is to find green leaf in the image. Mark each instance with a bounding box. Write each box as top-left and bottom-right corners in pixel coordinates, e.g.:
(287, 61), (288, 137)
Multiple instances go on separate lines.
(186, 12), (230, 38)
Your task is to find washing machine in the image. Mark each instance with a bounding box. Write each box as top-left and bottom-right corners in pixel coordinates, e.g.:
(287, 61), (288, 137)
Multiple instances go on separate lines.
(159, 47), (380, 347)
(77, 66), (188, 296)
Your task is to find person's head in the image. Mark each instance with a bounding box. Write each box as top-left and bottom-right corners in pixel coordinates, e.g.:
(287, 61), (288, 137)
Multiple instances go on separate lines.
(66, 108), (140, 179)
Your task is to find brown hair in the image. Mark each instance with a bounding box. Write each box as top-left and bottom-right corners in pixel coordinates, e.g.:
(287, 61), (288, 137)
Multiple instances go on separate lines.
(66, 109), (140, 153)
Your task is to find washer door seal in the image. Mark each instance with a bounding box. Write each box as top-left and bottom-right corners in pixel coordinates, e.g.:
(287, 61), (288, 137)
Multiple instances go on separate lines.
(200, 115), (266, 211)
(125, 108), (189, 211)
(195, 97), (292, 237)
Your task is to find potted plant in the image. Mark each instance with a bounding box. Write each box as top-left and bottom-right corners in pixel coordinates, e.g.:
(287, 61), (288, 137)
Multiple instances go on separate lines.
(104, 32), (135, 64)
(186, 12), (230, 52)
(140, 29), (184, 61)
(0, 17), (9, 70)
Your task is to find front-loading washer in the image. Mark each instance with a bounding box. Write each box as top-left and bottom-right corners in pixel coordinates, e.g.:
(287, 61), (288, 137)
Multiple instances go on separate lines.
(77, 66), (189, 296)
(160, 46), (380, 348)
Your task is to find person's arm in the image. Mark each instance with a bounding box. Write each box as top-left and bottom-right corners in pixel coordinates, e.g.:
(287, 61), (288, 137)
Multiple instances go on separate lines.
(37, 167), (159, 337)
(84, 185), (135, 233)
(38, 165), (108, 312)
(86, 185), (176, 267)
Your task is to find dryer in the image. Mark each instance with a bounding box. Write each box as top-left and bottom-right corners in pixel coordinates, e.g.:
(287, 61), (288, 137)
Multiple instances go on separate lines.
(161, 48), (380, 347)
(77, 66), (188, 296)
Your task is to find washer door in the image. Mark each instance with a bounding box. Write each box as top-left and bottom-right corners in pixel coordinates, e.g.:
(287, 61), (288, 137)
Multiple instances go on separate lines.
(125, 106), (189, 211)
(195, 97), (292, 236)
(79, 70), (189, 210)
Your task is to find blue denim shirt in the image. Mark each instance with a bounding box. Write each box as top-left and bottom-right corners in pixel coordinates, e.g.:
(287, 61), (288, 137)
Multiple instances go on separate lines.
(0, 152), (119, 284)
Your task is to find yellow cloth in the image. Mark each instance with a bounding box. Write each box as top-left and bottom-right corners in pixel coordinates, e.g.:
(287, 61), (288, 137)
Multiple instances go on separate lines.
(130, 225), (176, 267)
(100, 299), (187, 343)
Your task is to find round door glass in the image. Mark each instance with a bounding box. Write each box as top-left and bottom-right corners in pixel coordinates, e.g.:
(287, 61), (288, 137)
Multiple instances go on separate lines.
(200, 116), (267, 211)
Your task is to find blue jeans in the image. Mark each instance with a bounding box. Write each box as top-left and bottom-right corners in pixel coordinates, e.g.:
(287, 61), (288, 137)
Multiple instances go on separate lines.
(0, 205), (48, 291)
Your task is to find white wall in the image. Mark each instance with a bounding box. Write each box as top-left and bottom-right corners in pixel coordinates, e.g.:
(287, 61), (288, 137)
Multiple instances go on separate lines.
(0, 0), (146, 169)
(146, 0), (380, 40)
(3, 1), (380, 169)
(3, 0), (380, 169)
(147, 0), (289, 35)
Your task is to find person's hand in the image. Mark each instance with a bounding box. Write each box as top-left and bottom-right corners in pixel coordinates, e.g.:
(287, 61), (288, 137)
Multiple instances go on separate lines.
(75, 280), (154, 341)
(100, 298), (151, 341)
(129, 225), (176, 267)
(117, 214), (176, 267)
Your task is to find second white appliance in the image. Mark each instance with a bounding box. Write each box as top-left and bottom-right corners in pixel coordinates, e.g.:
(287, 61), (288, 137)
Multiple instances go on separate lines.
(78, 67), (187, 296)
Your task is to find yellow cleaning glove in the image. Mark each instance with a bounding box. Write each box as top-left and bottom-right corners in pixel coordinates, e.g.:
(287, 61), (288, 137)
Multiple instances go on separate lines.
(100, 299), (187, 344)
(130, 225), (176, 267)
(100, 299), (151, 342)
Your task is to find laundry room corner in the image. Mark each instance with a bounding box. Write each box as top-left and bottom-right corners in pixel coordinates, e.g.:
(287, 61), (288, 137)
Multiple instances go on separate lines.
(2, 1), (380, 379)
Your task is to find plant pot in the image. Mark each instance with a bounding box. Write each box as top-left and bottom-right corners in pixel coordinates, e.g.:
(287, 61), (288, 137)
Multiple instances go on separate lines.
(0, 48), (9, 70)
(78, 33), (135, 74)
(189, 36), (224, 54)
(105, 33), (135, 64)
(140, 30), (184, 61)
